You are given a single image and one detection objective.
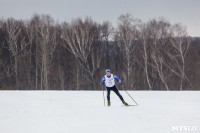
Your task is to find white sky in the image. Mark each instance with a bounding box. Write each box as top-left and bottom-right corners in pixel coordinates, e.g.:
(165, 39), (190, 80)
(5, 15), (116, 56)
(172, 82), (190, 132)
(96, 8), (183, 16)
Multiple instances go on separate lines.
(0, 0), (200, 37)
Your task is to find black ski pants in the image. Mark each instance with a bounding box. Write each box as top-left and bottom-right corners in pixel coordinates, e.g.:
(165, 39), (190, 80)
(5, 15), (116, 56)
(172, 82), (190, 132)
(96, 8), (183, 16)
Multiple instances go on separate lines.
(106, 85), (124, 102)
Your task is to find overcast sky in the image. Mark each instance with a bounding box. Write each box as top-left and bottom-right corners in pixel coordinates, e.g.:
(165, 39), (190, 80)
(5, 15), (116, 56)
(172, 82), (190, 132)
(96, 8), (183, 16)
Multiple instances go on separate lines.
(0, 0), (200, 36)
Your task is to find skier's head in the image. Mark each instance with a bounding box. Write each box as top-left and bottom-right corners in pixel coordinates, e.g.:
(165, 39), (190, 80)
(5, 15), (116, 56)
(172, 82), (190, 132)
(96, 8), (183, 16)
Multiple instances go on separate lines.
(105, 69), (111, 77)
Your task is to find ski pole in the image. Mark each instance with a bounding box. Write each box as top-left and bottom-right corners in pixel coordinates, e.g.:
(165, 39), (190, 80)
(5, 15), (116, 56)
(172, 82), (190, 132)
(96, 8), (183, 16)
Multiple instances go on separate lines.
(102, 85), (105, 107)
(121, 84), (139, 106)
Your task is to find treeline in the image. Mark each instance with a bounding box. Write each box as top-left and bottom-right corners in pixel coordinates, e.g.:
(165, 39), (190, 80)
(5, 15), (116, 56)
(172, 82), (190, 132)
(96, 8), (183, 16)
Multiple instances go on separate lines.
(0, 14), (200, 90)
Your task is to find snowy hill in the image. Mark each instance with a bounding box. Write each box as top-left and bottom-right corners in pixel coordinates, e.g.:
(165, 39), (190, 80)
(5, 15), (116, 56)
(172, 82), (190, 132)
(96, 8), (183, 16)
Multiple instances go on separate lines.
(0, 91), (200, 133)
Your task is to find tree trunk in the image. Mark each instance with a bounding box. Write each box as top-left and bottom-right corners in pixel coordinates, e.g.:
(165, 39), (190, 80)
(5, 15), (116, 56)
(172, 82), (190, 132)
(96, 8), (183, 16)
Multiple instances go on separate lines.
(76, 60), (80, 90)
(106, 38), (109, 68)
(15, 56), (19, 90)
(143, 42), (152, 90)
(35, 62), (38, 90)
(58, 65), (65, 90)
(127, 55), (130, 90)
(27, 44), (32, 90)
(40, 61), (43, 90)
(90, 74), (96, 90)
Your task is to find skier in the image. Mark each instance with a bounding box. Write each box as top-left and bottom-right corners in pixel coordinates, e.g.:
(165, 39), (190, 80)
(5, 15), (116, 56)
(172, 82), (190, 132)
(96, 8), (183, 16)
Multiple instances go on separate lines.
(100, 69), (128, 106)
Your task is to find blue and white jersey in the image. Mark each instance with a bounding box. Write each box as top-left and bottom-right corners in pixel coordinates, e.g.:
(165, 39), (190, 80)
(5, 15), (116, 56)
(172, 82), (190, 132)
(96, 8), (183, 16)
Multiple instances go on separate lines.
(100, 74), (121, 87)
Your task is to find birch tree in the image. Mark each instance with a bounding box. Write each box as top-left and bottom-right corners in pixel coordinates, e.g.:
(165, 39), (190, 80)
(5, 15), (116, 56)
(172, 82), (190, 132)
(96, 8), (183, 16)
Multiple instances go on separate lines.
(5, 19), (29, 89)
(138, 23), (153, 90)
(101, 21), (114, 67)
(37, 15), (58, 90)
(148, 18), (171, 90)
(117, 14), (140, 89)
(169, 24), (191, 90)
(61, 18), (100, 89)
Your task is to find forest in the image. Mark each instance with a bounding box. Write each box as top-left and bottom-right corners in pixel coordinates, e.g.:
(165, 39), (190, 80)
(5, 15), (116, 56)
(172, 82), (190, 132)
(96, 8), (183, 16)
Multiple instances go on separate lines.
(0, 14), (200, 90)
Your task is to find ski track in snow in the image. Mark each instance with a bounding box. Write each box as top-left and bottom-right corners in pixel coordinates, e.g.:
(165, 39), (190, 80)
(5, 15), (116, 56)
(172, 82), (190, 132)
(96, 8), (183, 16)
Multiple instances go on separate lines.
(0, 91), (200, 133)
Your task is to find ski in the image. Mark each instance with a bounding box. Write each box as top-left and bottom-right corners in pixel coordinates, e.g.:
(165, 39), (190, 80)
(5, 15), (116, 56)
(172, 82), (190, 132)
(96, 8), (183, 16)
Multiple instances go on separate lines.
(122, 104), (137, 107)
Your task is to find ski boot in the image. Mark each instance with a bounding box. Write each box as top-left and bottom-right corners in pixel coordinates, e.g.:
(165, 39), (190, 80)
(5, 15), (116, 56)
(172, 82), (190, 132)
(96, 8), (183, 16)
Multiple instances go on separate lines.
(107, 101), (111, 106)
(123, 101), (129, 106)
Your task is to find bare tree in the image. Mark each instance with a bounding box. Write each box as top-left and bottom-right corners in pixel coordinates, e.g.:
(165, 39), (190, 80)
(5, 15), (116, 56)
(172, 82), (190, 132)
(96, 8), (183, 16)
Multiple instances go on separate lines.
(169, 24), (191, 90)
(117, 14), (140, 89)
(147, 18), (171, 90)
(101, 21), (114, 67)
(21, 21), (34, 90)
(37, 15), (58, 90)
(29, 15), (41, 90)
(5, 18), (29, 89)
(61, 17), (100, 89)
(138, 23), (153, 90)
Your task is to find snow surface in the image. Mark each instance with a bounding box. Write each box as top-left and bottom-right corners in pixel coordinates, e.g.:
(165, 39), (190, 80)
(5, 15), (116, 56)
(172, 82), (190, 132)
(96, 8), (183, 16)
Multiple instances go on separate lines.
(0, 91), (200, 133)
